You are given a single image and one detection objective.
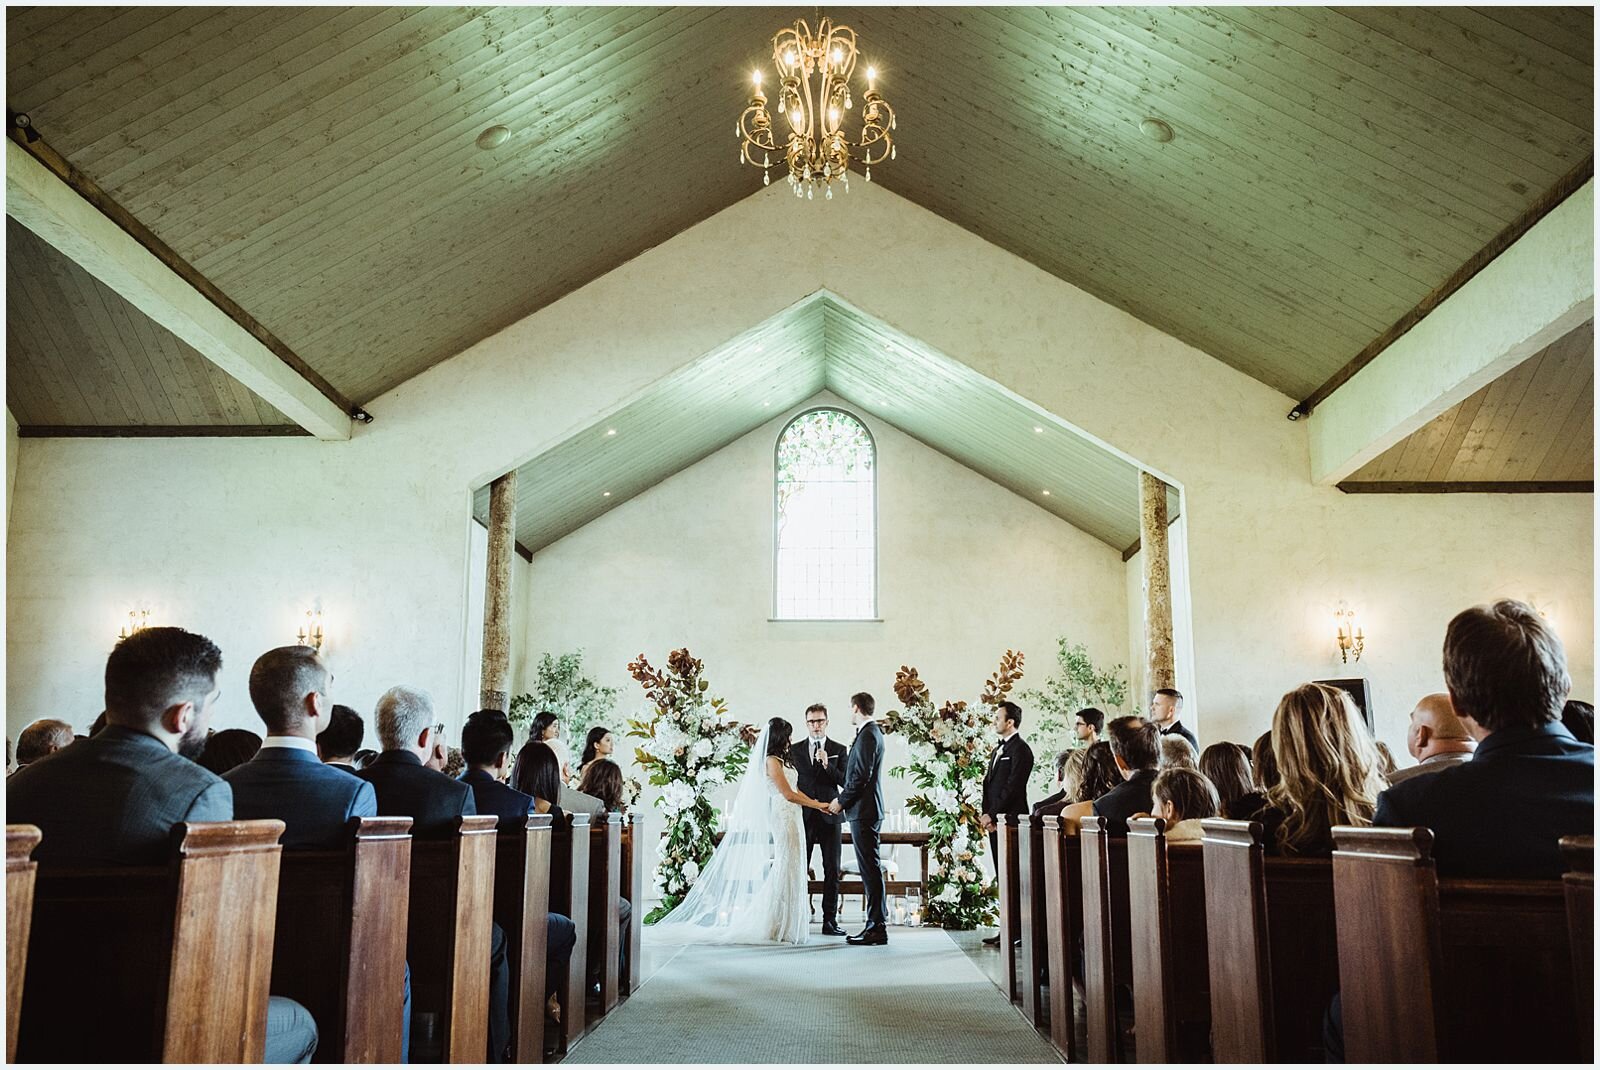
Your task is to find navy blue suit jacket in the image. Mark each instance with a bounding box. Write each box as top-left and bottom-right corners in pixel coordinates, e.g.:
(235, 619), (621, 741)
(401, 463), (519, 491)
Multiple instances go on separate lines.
(358, 750), (476, 835)
(1375, 721), (1594, 879)
(225, 744), (378, 850)
(7, 726), (232, 866)
(837, 721), (885, 824)
(459, 768), (535, 827)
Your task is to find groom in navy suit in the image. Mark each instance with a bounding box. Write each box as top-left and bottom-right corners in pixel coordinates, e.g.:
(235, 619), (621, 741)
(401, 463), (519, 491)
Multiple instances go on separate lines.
(829, 691), (888, 945)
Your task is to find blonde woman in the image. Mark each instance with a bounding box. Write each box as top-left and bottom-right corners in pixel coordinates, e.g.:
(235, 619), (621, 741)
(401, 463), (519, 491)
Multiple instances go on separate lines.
(1244, 683), (1385, 856)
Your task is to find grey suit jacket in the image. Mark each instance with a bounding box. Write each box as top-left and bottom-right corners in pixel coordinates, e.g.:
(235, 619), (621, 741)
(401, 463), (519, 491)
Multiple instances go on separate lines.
(1385, 751), (1473, 787)
(6, 726), (232, 866)
(559, 783), (606, 817)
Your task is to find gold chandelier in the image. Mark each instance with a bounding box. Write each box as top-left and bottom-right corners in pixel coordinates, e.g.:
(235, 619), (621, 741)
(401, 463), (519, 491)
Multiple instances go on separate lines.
(737, 16), (896, 199)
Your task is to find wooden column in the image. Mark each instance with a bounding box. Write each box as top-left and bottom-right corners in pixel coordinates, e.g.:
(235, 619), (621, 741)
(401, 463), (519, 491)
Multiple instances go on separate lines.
(480, 470), (517, 711)
(1139, 471), (1175, 692)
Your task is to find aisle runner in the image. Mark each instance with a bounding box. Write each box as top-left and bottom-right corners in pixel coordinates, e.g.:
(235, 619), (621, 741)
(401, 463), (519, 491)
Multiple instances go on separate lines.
(567, 928), (1061, 1064)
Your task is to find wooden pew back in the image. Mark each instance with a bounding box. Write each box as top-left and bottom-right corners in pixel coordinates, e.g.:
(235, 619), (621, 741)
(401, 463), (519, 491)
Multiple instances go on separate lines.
(620, 815), (646, 998)
(273, 816), (413, 1063)
(588, 814), (623, 1017)
(494, 814), (553, 1064)
(6, 826), (41, 1063)
(406, 815), (498, 1063)
(549, 812), (592, 1053)
(997, 815), (1022, 1003)
(1201, 818), (1338, 1063)
(1040, 816), (1081, 1061)
(1079, 817), (1132, 1063)
(1332, 826), (1578, 1063)
(1016, 815), (1050, 1028)
(19, 819), (285, 1063)
(1563, 835), (1593, 1061)
(1127, 818), (1209, 1063)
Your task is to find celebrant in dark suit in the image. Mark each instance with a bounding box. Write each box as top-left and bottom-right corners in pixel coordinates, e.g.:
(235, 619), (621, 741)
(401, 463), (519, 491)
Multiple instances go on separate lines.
(828, 692), (889, 945)
(789, 702), (848, 936)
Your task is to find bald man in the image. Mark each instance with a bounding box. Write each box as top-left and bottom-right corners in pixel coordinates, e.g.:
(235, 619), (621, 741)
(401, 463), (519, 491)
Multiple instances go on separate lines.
(1388, 692), (1477, 786)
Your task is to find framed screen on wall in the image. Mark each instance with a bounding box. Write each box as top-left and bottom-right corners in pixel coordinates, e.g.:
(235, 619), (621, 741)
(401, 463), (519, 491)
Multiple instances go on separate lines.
(1315, 677), (1374, 733)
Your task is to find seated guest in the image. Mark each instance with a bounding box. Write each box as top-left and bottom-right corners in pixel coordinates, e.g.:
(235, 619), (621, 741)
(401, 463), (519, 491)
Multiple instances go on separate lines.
(1199, 741), (1261, 819)
(1159, 734), (1198, 770)
(225, 647), (379, 849)
(316, 703), (366, 770)
(1073, 707), (1105, 744)
(352, 748), (379, 771)
(1074, 740), (1122, 804)
(196, 727), (262, 776)
(1375, 600), (1594, 878)
(1251, 730), (1280, 790)
(15, 718), (74, 769)
(1387, 693), (1476, 786)
(1032, 750), (1080, 817)
(1561, 698), (1594, 745)
(1060, 717), (1160, 834)
(6, 627), (317, 1063)
(443, 746), (465, 779)
(424, 722), (449, 772)
(1246, 684), (1383, 857)
(577, 758), (626, 813)
(1150, 766), (1219, 841)
(89, 711), (108, 737)
(577, 725), (615, 782)
(359, 687), (510, 1062)
(512, 740), (567, 819)
(459, 710), (535, 824)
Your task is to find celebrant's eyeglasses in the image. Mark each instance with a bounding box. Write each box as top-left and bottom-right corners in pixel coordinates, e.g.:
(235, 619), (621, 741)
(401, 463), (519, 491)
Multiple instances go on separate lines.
(805, 719), (827, 725)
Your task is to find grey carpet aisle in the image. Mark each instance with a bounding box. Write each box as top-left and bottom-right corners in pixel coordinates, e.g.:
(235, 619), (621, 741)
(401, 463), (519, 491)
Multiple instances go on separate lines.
(565, 927), (1062, 1063)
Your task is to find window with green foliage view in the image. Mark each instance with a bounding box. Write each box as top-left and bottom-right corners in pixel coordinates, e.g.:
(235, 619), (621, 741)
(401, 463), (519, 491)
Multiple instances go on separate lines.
(774, 408), (876, 619)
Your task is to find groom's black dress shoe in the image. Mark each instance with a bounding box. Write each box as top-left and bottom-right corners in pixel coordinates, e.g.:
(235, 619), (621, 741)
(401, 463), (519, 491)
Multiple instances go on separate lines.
(847, 926), (889, 946)
(821, 922), (847, 936)
(981, 934), (1001, 947)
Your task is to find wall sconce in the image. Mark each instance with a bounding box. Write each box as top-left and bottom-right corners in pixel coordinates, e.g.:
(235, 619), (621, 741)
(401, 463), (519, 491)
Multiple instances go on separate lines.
(116, 608), (150, 642)
(296, 609), (326, 652)
(1335, 603), (1364, 664)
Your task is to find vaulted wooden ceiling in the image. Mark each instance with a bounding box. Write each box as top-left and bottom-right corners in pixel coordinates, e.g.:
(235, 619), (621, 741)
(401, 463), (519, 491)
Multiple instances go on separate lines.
(471, 293), (1176, 553)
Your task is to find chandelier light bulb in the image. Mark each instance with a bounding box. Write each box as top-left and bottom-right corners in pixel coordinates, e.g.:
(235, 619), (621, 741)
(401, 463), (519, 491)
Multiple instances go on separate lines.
(867, 66), (877, 89)
(752, 69), (762, 86)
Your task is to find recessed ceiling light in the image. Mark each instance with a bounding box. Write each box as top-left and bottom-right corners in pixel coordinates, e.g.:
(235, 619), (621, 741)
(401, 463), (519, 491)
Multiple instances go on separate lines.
(1041, 490), (1051, 496)
(605, 428), (617, 436)
(476, 124), (510, 150)
(603, 491), (612, 498)
(1033, 426), (1044, 433)
(763, 401), (771, 407)
(1139, 117), (1174, 143)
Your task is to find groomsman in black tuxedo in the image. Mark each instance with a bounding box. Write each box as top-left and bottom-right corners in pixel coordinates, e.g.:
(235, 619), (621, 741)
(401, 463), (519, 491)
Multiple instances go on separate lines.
(979, 701), (1034, 946)
(789, 703), (848, 936)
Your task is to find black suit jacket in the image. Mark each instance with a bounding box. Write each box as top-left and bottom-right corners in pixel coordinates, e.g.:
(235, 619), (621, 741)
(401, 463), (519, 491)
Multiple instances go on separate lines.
(357, 750), (476, 835)
(1375, 722), (1593, 879)
(1092, 767), (1158, 835)
(836, 721), (885, 824)
(1031, 789), (1067, 817)
(1161, 720), (1198, 751)
(225, 745), (378, 850)
(789, 737), (848, 825)
(982, 734), (1034, 817)
(6, 726), (232, 866)
(460, 768), (536, 827)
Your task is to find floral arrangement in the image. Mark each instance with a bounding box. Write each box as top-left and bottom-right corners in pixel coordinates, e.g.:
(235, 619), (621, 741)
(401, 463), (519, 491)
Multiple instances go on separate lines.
(1018, 637), (1132, 797)
(882, 651), (1024, 929)
(625, 648), (750, 924)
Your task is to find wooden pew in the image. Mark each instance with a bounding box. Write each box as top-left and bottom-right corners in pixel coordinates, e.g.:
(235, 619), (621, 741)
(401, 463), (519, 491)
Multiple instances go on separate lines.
(1016, 814), (1050, 1029)
(1040, 815), (1082, 1061)
(619, 815), (646, 999)
(1562, 835), (1593, 1061)
(494, 813), (553, 1064)
(996, 814), (1022, 1003)
(6, 826), (41, 1063)
(587, 813), (624, 1020)
(273, 816), (413, 1063)
(1079, 816), (1133, 1062)
(548, 812), (592, 1054)
(1331, 826), (1580, 1062)
(18, 820), (285, 1062)
(1201, 818), (1339, 1063)
(1127, 818), (1210, 1063)
(405, 815), (498, 1063)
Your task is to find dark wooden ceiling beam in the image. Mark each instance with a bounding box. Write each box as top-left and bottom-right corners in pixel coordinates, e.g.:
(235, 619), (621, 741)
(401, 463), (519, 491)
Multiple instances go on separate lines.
(1336, 480), (1593, 494)
(1292, 155), (1595, 420)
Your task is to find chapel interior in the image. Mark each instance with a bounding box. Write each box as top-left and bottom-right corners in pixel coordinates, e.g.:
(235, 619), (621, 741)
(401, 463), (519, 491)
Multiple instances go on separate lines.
(2, 5), (1595, 1066)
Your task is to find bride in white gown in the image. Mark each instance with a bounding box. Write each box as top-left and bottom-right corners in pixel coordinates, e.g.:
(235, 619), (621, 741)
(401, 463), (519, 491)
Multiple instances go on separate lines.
(649, 717), (832, 946)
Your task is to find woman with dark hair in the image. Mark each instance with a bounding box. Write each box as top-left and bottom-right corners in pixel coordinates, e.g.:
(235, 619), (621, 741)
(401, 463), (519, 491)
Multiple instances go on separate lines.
(1074, 740), (1122, 803)
(578, 758), (626, 813)
(511, 740), (566, 820)
(352, 748), (378, 771)
(1252, 730), (1281, 791)
(195, 728), (262, 776)
(578, 726), (614, 781)
(529, 711), (573, 783)
(1200, 742), (1262, 819)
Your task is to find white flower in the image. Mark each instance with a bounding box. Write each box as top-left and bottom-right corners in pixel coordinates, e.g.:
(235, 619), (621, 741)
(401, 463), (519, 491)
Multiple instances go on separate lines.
(937, 884), (960, 904)
(696, 765), (725, 786)
(682, 859), (700, 882)
(693, 738), (713, 759)
(929, 858), (944, 876)
(660, 780), (695, 815)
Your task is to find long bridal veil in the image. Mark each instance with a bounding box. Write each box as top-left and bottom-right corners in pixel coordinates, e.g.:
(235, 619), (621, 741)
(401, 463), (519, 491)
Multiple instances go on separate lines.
(649, 724), (787, 945)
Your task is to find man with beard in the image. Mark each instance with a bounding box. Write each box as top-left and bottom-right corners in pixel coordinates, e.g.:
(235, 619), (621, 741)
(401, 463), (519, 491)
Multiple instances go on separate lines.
(8, 626), (232, 864)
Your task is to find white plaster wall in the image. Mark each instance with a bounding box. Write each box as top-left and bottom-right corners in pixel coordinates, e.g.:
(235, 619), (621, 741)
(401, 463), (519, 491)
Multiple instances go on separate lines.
(7, 181), (1592, 758)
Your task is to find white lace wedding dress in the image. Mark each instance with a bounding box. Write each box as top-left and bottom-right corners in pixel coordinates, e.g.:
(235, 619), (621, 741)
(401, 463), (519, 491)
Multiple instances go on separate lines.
(649, 726), (809, 946)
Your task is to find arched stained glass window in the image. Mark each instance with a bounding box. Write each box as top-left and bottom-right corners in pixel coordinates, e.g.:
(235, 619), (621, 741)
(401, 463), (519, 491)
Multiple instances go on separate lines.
(774, 408), (877, 619)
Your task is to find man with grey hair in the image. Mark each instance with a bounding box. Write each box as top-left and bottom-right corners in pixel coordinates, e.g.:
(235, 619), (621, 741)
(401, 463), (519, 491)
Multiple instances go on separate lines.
(1387, 693), (1476, 786)
(15, 719), (75, 769)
